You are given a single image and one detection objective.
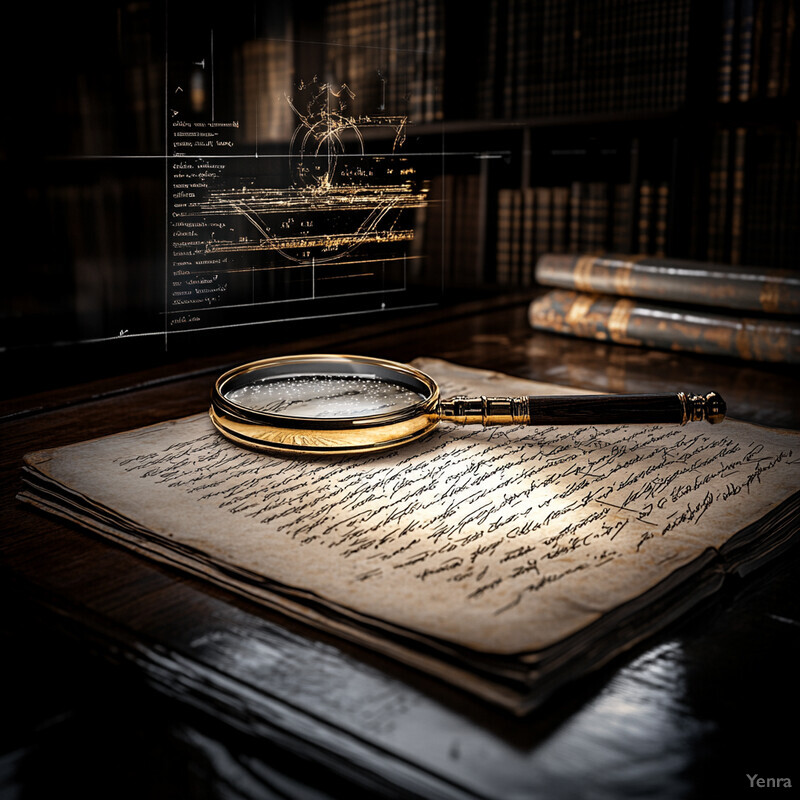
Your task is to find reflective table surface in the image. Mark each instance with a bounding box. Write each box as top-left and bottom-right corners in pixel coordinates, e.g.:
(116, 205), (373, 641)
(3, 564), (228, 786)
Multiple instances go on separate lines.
(2, 296), (798, 799)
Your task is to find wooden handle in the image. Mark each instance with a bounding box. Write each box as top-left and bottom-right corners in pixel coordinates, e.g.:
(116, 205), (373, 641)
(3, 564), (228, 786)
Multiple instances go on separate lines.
(529, 392), (726, 425)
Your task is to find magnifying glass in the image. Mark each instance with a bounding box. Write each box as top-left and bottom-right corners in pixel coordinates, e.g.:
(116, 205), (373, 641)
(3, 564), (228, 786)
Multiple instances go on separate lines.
(209, 354), (726, 455)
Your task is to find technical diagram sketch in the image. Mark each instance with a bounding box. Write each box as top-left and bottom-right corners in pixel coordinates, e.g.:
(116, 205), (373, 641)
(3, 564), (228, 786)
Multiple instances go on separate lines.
(168, 77), (433, 333)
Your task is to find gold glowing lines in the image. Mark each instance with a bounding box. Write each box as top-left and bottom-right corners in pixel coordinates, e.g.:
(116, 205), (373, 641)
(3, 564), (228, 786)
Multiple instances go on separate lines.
(317, 271), (375, 280)
(187, 253), (421, 275)
(178, 185), (428, 216)
(181, 180), (425, 265)
(206, 228), (415, 254)
(286, 79), (408, 164)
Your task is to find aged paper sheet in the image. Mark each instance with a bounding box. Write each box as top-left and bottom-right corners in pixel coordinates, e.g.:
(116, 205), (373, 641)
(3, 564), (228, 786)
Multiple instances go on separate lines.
(20, 359), (800, 664)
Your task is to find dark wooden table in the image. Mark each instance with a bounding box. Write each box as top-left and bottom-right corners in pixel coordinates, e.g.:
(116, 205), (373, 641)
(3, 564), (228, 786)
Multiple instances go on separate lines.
(2, 296), (799, 799)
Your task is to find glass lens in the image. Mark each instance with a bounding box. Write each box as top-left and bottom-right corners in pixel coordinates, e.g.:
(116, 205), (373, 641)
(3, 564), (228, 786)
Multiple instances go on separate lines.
(220, 357), (433, 421)
(224, 372), (426, 418)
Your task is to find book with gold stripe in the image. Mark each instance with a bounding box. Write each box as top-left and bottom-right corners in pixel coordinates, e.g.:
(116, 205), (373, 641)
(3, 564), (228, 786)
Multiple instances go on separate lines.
(535, 253), (800, 315)
(529, 289), (800, 363)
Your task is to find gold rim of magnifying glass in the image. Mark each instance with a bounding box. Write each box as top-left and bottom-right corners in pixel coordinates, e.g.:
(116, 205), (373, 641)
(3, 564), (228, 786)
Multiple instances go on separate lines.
(209, 354), (441, 454)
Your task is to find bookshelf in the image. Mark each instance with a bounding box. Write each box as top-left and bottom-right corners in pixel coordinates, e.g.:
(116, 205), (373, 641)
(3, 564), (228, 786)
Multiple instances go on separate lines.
(301, 0), (799, 287)
(3, 0), (798, 380)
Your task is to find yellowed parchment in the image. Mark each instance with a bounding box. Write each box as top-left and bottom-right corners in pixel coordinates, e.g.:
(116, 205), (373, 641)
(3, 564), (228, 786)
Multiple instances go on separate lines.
(21, 359), (800, 655)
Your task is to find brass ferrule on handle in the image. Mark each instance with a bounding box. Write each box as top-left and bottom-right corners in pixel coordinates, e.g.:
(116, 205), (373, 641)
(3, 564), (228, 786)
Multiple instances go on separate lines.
(439, 396), (532, 425)
(678, 391), (727, 425)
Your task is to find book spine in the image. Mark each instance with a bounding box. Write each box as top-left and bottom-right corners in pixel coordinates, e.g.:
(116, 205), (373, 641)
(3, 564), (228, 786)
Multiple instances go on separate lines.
(428, 0), (445, 121)
(412, 0), (426, 122)
(540, 0), (553, 115)
(730, 126), (748, 266)
(718, 0), (736, 102)
(516, 0), (531, 118)
(650, 0), (664, 110)
(643, 0), (659, 110)
(747, 127), (777, 267)
(572, 1), (584, 114)
(654, 181), (669, 257)
(768, 127), (788, 268)
(521, 187), (537, 288)
(766, 0), (787, 97)
(386, 0), (398, 114)
(707, 127), (730, 263)
(738, 0), (756, 101)
(586, 182), (609, 253)
(569, 182), (583, 253)
(534, 186), (552, 275)
(477, 0), (500, 118)
(533, 253), (800, 314)
(461, 173), (483, 285)
(443, 172), (456, 284)
(675, 0), (691, 107)
(558, 0), (575, 115)
(637, 178), (653, 254)
(583, 0), (599, 114)
(781, 0), (796, 96)
(503, 0), (517, 117)
(604, 0), (618, 112)
(528, 289), (800, 363)
(629, 0), (645, 111)
(509, 188), (523, 286)
(495, 188), (513, 285)
(749, 0), (764, 98)
(550, 186), (569, 254)
(450, 174), (464, 284)
(612, 183), (633, 253)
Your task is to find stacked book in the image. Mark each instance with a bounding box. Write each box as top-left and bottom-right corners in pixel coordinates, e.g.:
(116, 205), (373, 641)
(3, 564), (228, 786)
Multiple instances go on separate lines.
(529, 253), (800, 363)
